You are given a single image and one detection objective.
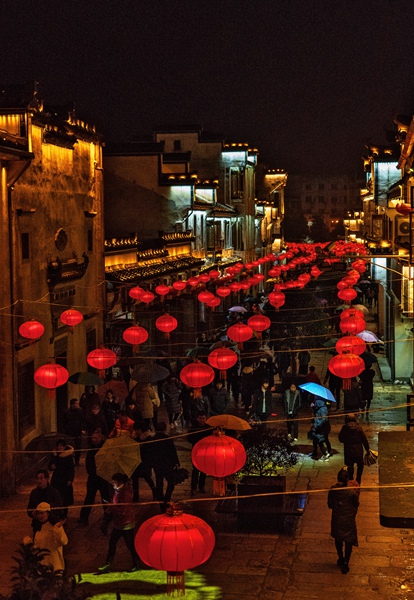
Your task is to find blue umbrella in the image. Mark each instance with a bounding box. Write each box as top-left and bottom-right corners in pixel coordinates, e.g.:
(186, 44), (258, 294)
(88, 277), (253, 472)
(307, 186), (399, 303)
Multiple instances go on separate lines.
(298, 382), (336, 403)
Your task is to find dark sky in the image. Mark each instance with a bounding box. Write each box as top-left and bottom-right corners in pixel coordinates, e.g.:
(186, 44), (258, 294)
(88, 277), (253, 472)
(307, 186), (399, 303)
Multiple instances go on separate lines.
(2, 0), (414, 175)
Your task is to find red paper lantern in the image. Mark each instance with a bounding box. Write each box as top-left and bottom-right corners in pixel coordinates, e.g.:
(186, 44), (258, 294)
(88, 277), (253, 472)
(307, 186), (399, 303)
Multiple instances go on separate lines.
(328, 353), (365, 389)
(156, 315), (178, 338)
(337, 288), (358, 303)
(208, 347), (238, 379)
(253, 273), (265, 283)
(335, 336), (366, 355)
(216, 286), (231, 298)
(34, 363), (69, 398)
(19, 320), (45, 341)
(199, 273), (211, 284)
(209, 270), (220, 280)
(122, 325), (149, 350)
(135, 503), (215, 596)
(229, 282), (241, 293)
(239, 280), (251, 291)
(310, 265), (322, 277)
(180, 362), (215, 390)
(268, 290), (285, 309)
(87, 348), (117, 378)
(172, 280), (187, 293)
(339, 316), (366, 335)
(59, 309), (83, 331)
(129, 286), (144, 300)
(155, 285), (170, 301)
(187, 277), (199, 287)
(227, 323), (253, 349)
(140, 291), (155, 304)
(206, 296), (221, 310)
(337, 281), (349, 291)
(268, 266), (281, 278)
(192, 430), (246, 496)
(247, 314), (271, 339)
(198, 291), (215, 304)
(340, 308), (365, 321)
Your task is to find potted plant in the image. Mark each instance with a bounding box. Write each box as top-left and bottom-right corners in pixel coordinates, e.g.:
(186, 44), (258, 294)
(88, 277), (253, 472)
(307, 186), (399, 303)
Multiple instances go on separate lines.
(235, 427), (299, 530)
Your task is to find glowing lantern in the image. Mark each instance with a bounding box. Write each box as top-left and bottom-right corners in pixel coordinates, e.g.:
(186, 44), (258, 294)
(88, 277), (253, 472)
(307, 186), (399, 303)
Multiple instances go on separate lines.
(340, 308), (365, 321)
(328, 353), (365, 389)
(122, 325), (149, 351)
(216, 286), (231, 298)
(172, 280), (187, 294)
(192, 429), (246, 496)
(208, 347), (238, 379)
(155, 285), (170, 301)
(268, 290), (285, 309)
(209, 270), (220, 280)
(19, 320), (45, 341)
(180, 362), (215, 398)
(310, 265), (322, 277)
(337, 281), (349, 291)
(87, 348), (117, 378)
(247, 314), (271, 339)
(59, 309), (83, 332)
(129, 286), (144, 300)
(239, 280), (251, 291)
(351, 260), (367, 273)
(34, 363), (69, 398)
(337, 288), (358, 303)
(227, 323), (253, 349)
(135, 503), (215, 596)
(187, 277), (199, 287)
(156, 314), (178, 339)
(339, 316), (366, 335)
(198, 291), (215, 304)
(335, 336), (366, 355)
(253, 273), (265, 283)
(140, 291), (155, 304)
(199, 273), (211, 284)
(268, 266), (281, 278)
(206, 296), (221, 310)
(229, 282), (241, 293)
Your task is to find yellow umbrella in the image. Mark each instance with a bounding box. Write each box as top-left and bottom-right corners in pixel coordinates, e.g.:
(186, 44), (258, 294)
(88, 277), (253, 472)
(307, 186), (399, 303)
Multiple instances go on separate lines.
(95, 436), (141, 483)
(206, 414), (251, 431)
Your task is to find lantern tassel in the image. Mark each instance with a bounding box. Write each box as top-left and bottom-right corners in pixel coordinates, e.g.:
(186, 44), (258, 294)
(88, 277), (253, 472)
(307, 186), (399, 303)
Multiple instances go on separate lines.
(220, 370), (226, 380)
(98, 369), (106, 379)
(47, 389), (56, 400)
(342, 378), (351, 390)
(167, 571), (185, 596)
(213, 477), (226, 497)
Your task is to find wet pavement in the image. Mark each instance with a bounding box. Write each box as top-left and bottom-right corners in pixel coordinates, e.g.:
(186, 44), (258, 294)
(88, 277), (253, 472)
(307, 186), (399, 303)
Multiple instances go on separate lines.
(1, 310), (414, 599)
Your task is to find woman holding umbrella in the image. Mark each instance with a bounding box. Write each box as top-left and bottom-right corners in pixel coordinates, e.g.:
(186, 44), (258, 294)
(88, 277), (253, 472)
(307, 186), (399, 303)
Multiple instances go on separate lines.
(309, 398), (332, 461)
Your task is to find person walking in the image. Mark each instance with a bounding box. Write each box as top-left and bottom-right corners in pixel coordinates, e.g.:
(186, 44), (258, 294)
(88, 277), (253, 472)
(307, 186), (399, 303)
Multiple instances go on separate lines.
(324, 367), (342, 406)
(251, 379), (273, 424)
(98, 473), (141, 574)
(48, 439), (75, 518)
(283, 383), (301, 441)
(162, 373), (183, 429)
(188, 389), (211, 427)
(84, 403), (109, 437)
(208, 379), (230, 416)
(27, 469), (64, 533)
(78, 428), (111, 525)
(133, 382), (160, 430)
(131, 422), (157, 503)
(62, 398), (83, 466)
(187, 411), (211, 495)
(109, 410), (135, 438)
(25, 502), (68, 574)
(328, 467), (360, 574)
(309, 398), (332, 461)
(343, 378), (362, 413)
(101, 390), (121, 433)
(151, 422), (180, 511)
(359, 367), (375, 412)
(80, 385), (101, 419)
(298, 350), (311, 375)
(240, 363), (255, 414)
(338, 414), (370, 484)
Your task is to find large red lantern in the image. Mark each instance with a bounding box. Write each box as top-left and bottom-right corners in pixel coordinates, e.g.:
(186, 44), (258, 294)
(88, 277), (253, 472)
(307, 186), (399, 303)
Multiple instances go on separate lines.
(34, 363), (69, 398)
(335, 336), (366, 356)
(337, 281), (348, 291)
(180, 362), (215, 395)
(227, 323), (253, 349)
(172, 280), (187, 294)
(216, 286), (231, 298)
(192, 429), (246, 496)
(268, 266), (281, 278)
(198, 291), (215, 304)
(268, 290), (285, 309)
(328, 353), (365, 390)
(198, 273), (211, 284)
(310, 265), (322, 278)
(187, 277), (199, 287)
(340, 308), (365, 321)
(209, 270), (220, 280)
(206, 296), (221, 310)
(122, 325), (149, 351)
(87, 348), (117, 378)
(247, 314), (271, 339)
(156, 315), (178, 339)
(140, 291), (155, 304)
(339, 316), (366, 335)
(208, 347), (238, 379)
(129, 286), (144, 300)
(155, 284), (170, 301)
(19, 320), (45, 341)
(135, 503), (215, 596)
(229, 282), (241, 293)
(337, 288), (357, 303)
(59, 309), (83, 332)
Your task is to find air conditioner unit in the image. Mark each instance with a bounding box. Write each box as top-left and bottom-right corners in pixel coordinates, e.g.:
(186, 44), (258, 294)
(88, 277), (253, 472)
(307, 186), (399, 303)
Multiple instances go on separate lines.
(396, 216), (410, 237)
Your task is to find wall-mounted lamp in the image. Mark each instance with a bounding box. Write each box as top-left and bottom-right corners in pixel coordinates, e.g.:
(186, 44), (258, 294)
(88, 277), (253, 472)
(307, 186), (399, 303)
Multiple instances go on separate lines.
(16, 208), (36, 216)
(84, 210), (97, 218)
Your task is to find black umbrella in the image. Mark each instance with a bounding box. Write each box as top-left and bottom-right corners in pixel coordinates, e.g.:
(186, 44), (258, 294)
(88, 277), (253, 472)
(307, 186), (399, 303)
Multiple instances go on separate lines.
(130, 362), (170, 383)
(361, 352), (378, 368)
(68, 371), (104, 386)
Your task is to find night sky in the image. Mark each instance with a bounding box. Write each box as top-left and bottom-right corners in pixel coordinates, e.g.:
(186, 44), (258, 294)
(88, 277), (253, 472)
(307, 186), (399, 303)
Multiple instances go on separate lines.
(2, 0), (414, 175)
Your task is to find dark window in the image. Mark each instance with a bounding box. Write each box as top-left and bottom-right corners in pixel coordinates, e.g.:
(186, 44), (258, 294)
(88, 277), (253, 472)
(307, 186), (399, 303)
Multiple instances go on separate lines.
(86, 329), (97, 356)
(318, 183), (325, 190)
(173, 139), (181, 151)
(305, 196), (312, 202)
(18, 360), (35, 437)
(318, 196), (325, 202)
(305, 184), (312, 190)
(21, 232), (30, 260)
(331, 197), (338, 204)
(87, 229), (93, 252)
(331, 184), (338, 190)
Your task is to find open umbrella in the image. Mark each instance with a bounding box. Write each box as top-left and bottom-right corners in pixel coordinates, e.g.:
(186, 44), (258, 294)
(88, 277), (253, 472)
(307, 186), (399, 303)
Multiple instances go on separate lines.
(298, 382), (336, 403)
(206, 414), (251, 431)
(95, 436), (141, 483)
(352, 304), (369, 314)
(323, 337), (339, 348)
(186, 347), (211, 359)
(361, 351), (378, 368)
(97, 380), (129, 403)
(130, 361), (170, 383)
(335, 304), (350, 312)
(229, 306), (247, 313)
(358, 279), (371, 285)
(209, 340), (239, 351)
(68, 371), (104, 386)
(357, 330), (379, 343)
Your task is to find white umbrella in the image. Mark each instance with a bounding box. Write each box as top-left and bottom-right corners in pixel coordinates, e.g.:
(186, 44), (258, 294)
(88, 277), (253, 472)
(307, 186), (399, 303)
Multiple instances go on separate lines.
(229, 306), (247, 313)
(357, 330), (379, 342)
(352, 304), (369, 314)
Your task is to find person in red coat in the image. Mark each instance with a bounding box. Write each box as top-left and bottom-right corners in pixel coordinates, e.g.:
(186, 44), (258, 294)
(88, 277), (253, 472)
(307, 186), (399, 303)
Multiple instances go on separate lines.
(98, 473), (140, 573)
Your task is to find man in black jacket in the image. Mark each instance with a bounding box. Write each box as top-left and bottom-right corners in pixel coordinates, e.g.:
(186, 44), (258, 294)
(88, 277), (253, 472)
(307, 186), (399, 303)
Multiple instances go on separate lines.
(251, 379), (273, 425)
(78, 428), (111, 525)
(151, 421), (180, 511)
(187, 411), (211, 495)
(27, 469), (63, 532)
(338, 414), (370, 484)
